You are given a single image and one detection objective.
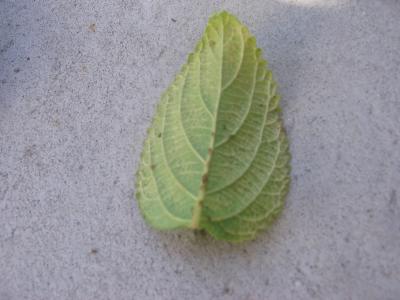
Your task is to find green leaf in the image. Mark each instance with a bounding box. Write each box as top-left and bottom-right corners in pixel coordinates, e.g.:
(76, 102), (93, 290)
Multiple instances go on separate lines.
(135, 11), (291, 242)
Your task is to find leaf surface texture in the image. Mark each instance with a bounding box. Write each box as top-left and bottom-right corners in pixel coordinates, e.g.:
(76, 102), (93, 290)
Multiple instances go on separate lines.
(136, 11), (290, 242)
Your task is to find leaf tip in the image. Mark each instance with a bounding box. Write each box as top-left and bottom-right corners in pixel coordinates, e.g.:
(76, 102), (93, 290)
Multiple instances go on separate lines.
(210, 10), (240, 24)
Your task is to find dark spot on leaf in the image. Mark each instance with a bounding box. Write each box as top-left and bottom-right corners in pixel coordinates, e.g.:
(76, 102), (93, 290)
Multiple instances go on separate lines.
(158, 133), (162, 138)
(26, 57), (30, 61)
(171, 18), (176, 22)
(202, 174), (208, 184)
(151, 164), (156, 170)
(210, 40), (216, 47)
(208, 148), (213, 155)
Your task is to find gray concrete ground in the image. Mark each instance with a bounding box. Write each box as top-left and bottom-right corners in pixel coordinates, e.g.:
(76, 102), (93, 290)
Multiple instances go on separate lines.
(1, 0), (399, 299)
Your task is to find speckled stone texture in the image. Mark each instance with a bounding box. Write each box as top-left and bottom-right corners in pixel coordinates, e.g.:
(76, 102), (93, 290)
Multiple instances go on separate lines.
(0, 0), (399, 299)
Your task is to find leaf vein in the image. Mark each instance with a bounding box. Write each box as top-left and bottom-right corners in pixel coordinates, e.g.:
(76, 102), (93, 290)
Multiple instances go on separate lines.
(145, 140), (191, 222)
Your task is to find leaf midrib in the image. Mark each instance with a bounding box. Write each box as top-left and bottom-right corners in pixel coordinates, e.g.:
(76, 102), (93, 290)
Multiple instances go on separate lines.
(191, 17), (248, 229)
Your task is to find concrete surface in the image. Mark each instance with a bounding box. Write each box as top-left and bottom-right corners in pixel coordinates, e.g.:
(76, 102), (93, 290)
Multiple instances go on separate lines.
(1, 0), (399, 299)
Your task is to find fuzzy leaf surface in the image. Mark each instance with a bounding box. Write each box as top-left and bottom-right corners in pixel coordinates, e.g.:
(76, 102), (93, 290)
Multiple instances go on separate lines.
(136, 11), (291, 242)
